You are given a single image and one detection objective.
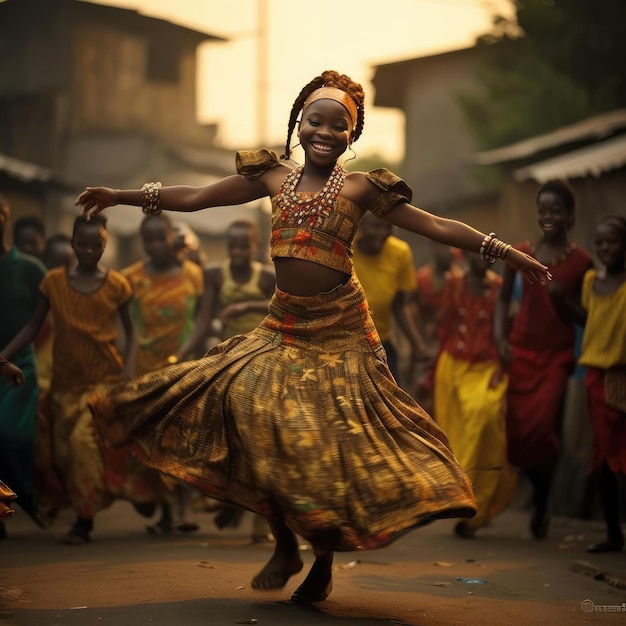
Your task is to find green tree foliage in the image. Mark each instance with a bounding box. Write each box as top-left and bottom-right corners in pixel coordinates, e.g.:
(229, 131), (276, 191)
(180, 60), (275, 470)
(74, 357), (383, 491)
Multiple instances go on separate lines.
(460, 0), (626, 150)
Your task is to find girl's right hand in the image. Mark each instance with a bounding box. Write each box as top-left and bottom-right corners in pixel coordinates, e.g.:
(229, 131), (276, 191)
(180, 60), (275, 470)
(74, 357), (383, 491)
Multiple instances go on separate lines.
(505, 247), (552, 286)
(75, 187), (120, 220)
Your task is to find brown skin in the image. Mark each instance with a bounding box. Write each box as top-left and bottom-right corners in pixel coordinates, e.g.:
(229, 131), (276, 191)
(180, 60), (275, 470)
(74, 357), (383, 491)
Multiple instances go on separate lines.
(492, 189), (590, 542)
(43, 238), (73, 271)
(584, 220), (626, 553)
(494, 189), (584, 365)
(75, 97), (551, 604)
(0, 360), (25, 387)
(592, 221), (626, 294)
(14, 225), (45, 260)
(1, 222), (134, 381)
(176, 223), (275, 362)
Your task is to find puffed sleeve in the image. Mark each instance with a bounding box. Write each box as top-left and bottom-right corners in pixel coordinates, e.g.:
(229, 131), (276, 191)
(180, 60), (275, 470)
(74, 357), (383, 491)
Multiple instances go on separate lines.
(110, 270), (133, 305)
(236, 148), (281, 181)
(365, 168), (413, 217)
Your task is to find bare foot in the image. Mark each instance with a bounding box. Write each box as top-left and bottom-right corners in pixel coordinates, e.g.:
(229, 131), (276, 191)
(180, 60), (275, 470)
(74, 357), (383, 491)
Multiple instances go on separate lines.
(251, 552), (303, 590)
(290, 552), (333, 604)
(251, 518), (303, 590)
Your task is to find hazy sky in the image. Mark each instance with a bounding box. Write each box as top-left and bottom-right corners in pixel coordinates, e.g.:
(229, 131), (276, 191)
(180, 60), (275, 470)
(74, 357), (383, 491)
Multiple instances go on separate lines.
(86, 0), (513, 159)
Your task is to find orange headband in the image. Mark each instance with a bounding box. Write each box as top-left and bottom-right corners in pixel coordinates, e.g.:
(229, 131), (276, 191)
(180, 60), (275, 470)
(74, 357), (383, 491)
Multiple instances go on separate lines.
(301, 87), (358, 128)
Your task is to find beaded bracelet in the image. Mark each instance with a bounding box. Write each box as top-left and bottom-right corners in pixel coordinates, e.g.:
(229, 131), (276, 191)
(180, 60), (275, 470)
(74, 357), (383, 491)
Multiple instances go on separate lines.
(480, 232), (512, 263)
(141, 182), (162, 216)
(480, 232), (497, 263)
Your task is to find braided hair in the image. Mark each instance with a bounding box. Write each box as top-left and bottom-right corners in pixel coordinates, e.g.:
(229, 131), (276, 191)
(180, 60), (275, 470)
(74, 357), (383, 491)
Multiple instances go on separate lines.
(281, 70), (366, 160)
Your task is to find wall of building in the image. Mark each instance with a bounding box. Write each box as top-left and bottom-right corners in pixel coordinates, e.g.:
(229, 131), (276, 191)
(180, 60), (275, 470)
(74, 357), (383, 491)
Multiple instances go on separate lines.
(401, 50), (485, 208)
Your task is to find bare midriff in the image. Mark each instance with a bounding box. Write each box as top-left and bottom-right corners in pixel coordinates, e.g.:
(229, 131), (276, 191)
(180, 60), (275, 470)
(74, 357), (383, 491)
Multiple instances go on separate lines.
(274, 257), (349, 296)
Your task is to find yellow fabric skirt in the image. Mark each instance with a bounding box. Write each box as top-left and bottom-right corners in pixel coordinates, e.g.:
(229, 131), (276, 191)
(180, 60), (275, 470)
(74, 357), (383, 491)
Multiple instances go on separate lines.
(91, 275), (476, 551)
(434, 350), (517, 530)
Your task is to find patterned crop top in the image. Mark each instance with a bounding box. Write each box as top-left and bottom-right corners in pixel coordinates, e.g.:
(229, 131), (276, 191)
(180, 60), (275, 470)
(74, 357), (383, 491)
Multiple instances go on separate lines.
(236, 148), (413, 275)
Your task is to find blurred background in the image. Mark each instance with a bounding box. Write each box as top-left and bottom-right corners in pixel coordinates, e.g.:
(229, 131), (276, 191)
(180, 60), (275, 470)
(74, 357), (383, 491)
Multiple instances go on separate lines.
(1, 0), (623, 268)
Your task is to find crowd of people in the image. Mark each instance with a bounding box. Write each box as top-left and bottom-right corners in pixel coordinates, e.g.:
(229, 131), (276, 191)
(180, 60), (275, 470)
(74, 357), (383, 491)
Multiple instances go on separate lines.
(0, 69), (623, 606)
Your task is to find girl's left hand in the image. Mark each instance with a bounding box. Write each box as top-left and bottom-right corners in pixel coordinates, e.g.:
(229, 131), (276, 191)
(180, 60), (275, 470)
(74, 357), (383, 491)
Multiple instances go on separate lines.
(0, 362), (25, 387)
(505, 247), (552, 286)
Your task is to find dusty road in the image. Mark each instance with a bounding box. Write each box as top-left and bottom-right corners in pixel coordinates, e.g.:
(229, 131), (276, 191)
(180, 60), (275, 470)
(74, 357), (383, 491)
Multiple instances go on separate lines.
(1, 500), (625, 626)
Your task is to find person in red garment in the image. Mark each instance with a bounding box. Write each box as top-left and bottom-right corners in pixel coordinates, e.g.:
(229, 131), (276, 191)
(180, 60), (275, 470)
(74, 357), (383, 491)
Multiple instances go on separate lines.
(495, 181), (592, 540)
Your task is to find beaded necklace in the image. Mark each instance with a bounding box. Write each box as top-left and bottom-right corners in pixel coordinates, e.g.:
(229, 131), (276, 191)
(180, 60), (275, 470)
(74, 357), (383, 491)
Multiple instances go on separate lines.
(531, 241), (577, 267)
(276, 163), (345, 228)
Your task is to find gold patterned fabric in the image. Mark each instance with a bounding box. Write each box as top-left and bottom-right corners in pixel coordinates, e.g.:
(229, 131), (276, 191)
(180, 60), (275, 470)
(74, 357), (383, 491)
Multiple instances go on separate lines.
(236, 149), (413, 275)
(39, 268), (132, 393)
(91, 276), (476, 552)
(0, 480), (16, 521)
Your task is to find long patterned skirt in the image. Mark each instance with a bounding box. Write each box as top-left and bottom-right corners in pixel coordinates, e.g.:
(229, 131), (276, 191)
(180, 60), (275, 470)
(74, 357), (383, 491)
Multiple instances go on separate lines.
(90, 275), (476, 552)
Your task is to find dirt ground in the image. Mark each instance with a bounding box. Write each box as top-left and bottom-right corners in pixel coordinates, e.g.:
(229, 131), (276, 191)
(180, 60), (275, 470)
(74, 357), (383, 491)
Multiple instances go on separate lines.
(1, 501), (625, 626)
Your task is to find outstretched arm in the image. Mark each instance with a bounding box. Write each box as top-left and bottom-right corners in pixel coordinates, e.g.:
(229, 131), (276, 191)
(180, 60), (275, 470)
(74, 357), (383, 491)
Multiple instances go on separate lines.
(75, 174), (269, 220)
(383, 202), (551, 286)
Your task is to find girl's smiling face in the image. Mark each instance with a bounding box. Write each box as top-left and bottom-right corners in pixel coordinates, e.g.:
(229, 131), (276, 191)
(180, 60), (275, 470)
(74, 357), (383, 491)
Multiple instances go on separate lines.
(536, 190), (573, 238)
(299, 99), (353, 166)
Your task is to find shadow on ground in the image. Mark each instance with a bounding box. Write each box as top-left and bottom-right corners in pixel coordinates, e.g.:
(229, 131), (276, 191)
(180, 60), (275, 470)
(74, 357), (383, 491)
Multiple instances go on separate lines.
(1, 599), (413, 626)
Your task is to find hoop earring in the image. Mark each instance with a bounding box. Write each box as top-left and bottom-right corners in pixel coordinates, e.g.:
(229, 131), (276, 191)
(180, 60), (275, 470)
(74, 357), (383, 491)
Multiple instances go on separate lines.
(344, 145), (356, 165)
(290, 142), (301, 151)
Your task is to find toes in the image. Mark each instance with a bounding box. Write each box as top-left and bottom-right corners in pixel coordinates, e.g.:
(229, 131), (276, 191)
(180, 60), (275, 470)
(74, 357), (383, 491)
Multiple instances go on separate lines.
(251, 573), (284, 590)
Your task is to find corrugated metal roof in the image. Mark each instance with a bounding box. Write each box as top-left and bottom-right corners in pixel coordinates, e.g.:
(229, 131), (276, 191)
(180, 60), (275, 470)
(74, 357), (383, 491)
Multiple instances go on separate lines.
(0, 152), (52, 182)
(475, 109), (626, 165)
(513, 134), (626, 183)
